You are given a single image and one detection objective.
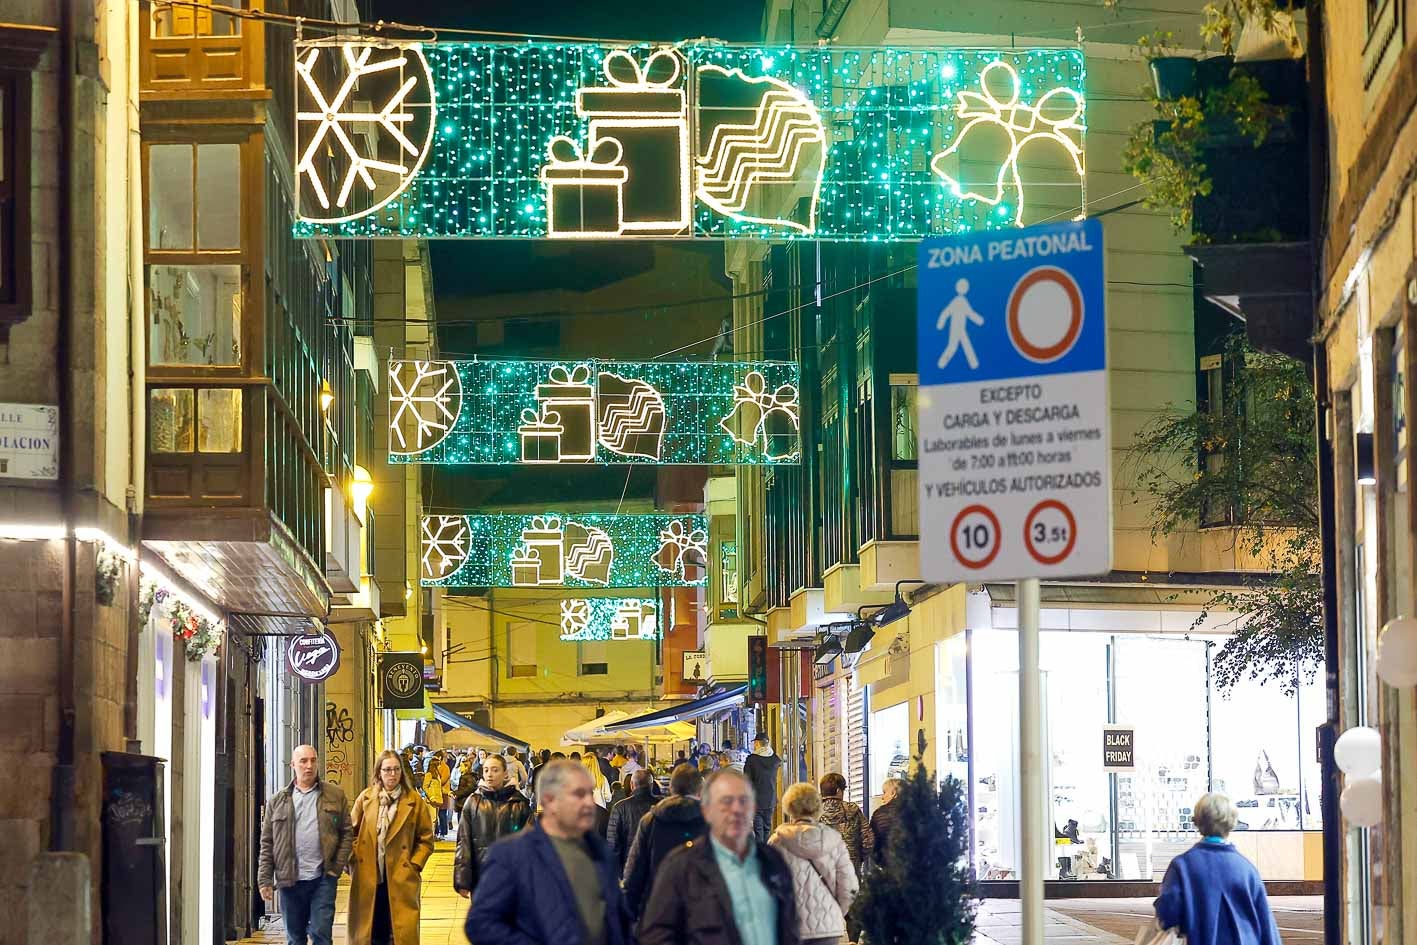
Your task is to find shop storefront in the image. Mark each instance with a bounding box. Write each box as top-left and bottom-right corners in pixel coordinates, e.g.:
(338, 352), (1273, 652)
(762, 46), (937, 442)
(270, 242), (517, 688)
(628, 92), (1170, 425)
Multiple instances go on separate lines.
(937, 626), (1325, 884)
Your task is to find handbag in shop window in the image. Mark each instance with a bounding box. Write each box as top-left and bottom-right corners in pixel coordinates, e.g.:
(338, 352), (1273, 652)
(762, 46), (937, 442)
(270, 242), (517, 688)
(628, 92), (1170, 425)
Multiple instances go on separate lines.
(1135, 916), (1184, 945)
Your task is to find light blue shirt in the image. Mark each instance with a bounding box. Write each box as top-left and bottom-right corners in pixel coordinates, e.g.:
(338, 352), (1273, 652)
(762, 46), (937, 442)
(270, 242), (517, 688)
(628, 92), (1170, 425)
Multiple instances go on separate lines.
(291, 783), (324, 880)
(711, 836), (778, 945)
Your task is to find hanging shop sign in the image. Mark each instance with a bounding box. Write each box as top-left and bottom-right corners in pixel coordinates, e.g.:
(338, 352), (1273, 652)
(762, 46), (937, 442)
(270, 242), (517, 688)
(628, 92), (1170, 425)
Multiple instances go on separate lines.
(1103, 724), (1135, 772)
(683, 650), (709, 683)
(422, 512), (708, 588)
(292, 41), (1085, 242)
(379, 651), (426, 709)
(389, 359), (800, 465)
(287, 628), (342, 683)
(560, 597), (660, 641)
(914, 217), (1110, 581)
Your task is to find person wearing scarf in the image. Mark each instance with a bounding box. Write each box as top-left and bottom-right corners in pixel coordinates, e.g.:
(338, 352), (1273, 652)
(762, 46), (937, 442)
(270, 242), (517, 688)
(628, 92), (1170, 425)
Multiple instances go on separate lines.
(350, 750), (436, 944)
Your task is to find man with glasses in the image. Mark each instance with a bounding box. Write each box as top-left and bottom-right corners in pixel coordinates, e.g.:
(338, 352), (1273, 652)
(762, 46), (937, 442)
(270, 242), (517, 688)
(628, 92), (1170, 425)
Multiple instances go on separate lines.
(639, 767), (798, 945)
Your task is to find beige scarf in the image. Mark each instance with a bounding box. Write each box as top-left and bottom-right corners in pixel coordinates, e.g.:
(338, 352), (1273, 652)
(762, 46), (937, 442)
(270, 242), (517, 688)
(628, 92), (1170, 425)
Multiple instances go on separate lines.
(377, 786), (402, 881)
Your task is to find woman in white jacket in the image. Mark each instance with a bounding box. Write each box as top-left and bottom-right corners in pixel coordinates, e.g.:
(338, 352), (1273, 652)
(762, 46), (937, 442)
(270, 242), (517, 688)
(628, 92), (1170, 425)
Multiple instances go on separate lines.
(769, 782), (859, 945)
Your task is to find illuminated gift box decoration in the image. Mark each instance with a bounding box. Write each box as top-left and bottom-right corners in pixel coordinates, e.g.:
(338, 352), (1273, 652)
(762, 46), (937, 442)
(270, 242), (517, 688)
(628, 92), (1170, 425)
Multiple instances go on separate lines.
(425, 513), (708, 588)
(575, 49), (691, 235)
(541, 137), (629, 237)
(518, 406), (564, 464)
(519, 516), (566, 585)
(535, 365), (597, 461)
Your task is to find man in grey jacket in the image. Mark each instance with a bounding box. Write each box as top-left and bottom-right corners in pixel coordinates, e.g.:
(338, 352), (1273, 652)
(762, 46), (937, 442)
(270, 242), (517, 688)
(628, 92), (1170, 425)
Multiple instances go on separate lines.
(257, 745), (354, 945)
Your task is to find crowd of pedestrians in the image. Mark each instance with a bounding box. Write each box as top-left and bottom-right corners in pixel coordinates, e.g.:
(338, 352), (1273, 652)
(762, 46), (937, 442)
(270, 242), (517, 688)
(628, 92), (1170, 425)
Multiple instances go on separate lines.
(257, 732), (1284, 945)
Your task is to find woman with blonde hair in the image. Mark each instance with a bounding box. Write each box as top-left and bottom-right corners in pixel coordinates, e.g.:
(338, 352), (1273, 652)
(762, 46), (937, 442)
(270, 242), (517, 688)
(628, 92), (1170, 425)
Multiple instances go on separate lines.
(769, 782), (858, 945)
(349, 750), (436, 945)
(579, 750), (614, 835)
(1153, 793), (1281, 945)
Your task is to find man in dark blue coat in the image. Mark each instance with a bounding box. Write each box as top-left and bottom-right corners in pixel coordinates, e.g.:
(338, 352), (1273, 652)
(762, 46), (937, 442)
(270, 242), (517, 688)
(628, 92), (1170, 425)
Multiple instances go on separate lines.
(466, 759), (633, 945)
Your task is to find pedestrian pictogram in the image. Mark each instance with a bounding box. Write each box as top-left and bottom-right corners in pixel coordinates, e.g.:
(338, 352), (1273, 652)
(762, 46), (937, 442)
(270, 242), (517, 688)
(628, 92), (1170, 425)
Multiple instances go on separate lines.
(916, 218), (1110, 582)
(950, 505), (1002, 569)
(936, 278), (985, 370)
(1023, 499), (1077, 565)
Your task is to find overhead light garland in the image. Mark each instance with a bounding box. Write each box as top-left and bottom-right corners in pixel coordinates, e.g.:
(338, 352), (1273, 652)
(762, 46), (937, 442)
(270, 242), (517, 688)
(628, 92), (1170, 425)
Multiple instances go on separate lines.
(389, 358), (801, 465)
(293, 41), (1085, 241)
(559, 597), (660, 641)
(422, 513), (708, 588)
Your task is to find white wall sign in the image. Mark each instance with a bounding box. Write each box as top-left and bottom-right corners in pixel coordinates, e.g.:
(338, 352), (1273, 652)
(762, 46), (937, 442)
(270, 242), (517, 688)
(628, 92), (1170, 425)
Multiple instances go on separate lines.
(915, 219), (1110, 581)
(683, 650), (709, 683)
(0, 403), (59, 480)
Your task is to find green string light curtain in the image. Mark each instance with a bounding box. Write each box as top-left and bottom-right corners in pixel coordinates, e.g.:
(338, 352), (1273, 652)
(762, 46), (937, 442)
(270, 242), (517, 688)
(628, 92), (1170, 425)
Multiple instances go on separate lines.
(293, 42), (1085, 241)
(389, 358), (801, 465)
(421, 512), (709, 588)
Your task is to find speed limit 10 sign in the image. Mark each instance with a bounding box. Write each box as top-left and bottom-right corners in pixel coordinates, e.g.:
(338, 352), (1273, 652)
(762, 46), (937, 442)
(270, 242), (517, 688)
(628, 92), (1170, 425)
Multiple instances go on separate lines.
(916, 219), (1112, 582)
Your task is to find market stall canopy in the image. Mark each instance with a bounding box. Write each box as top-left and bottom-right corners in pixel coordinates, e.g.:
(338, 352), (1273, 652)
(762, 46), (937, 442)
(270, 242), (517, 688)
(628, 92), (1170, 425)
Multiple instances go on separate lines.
(432, 704), (529, 752)
(562, 710), (633, 747)
(598, 685), (747, 740)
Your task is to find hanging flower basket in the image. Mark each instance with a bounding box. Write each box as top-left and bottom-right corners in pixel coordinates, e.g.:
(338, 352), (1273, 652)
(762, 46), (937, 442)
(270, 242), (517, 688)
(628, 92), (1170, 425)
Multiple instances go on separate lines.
(139, 579), (223, 661)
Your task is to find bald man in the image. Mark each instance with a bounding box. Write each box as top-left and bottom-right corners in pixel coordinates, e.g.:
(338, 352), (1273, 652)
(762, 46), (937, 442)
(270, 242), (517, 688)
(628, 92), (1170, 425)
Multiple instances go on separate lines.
(257, 745), (354, 945)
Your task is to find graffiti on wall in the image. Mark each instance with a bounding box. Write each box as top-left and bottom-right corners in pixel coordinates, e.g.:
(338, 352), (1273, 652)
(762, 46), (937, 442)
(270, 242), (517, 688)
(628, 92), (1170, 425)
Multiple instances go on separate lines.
(324, 700), (355, 785)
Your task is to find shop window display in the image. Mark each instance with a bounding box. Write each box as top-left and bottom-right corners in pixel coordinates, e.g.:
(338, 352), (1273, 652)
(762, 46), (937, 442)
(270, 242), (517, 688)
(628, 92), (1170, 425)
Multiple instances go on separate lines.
(869, 701), (909, 801)
(961, 628), (1322, 884)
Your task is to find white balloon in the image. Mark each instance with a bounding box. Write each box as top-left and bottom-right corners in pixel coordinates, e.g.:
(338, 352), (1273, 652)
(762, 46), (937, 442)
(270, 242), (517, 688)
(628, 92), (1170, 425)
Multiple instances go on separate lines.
(1334, 726), (1382, 778)
(1377, 617), (1417, 688)
(1340, 773), (1383, 828)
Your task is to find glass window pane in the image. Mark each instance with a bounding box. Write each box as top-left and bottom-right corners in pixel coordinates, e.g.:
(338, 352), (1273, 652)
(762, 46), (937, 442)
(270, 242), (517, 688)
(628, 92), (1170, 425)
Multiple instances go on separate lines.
(892, 384), (918, 460)
(149, 388), (195, 452)
(148, 264), (243, 366)
(196, 144), (240, 249)
(198, 388), (242, 452)
(148, 145), (194, 250)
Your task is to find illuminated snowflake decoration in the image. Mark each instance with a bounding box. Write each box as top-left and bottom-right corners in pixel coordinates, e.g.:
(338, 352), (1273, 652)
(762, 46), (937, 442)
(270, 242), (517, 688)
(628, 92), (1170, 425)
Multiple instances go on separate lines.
(295, 43), (437, 224)
(389, 360), (462, 456)
(421, 515), (470, 582)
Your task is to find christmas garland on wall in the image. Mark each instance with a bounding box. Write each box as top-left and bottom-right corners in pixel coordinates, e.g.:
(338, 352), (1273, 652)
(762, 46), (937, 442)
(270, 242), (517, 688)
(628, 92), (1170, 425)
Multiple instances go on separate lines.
(139, 577), (223, 661)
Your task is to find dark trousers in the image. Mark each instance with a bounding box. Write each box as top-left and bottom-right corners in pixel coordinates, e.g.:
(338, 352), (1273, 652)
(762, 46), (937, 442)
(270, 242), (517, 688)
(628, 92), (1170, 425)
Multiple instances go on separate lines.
(753, 809), (773, 844)
(279, 875), (337, 945)
(372, 880), (394, 945)
(437, 805), (451, 836)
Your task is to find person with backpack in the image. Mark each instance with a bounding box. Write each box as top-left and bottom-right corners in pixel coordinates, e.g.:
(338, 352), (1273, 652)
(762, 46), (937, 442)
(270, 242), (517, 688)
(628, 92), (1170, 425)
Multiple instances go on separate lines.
(621, 763), (706, 919)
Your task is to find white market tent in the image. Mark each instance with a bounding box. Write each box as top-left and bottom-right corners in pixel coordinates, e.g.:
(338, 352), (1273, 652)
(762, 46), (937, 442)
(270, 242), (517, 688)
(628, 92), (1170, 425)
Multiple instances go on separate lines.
(561, 710), (633, 747)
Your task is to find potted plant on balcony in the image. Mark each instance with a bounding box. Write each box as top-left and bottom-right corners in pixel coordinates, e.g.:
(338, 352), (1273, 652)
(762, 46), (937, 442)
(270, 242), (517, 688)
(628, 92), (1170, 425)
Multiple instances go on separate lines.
(1122, 69), (1284, 234)
(1138, 30), (1198, 100)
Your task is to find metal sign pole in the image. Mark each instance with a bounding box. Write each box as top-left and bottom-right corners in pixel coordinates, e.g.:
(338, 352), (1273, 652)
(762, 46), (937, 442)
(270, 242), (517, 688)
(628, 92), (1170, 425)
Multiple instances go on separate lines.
(1018, 576), (1044, 945)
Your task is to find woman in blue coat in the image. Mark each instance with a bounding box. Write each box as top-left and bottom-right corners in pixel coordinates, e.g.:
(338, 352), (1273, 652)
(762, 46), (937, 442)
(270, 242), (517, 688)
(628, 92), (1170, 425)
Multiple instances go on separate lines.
(1154, 793), (1282, 945)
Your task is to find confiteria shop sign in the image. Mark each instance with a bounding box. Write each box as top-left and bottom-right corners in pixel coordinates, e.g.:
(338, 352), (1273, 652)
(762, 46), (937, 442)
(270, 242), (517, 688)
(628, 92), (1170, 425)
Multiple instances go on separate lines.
(291, 41), (1085, 241)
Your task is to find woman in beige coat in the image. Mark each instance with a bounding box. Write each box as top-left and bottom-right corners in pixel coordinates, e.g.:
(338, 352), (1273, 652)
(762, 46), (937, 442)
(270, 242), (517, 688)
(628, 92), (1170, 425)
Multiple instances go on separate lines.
(349, 750), (436, 945)
(769, 782), (859, 945)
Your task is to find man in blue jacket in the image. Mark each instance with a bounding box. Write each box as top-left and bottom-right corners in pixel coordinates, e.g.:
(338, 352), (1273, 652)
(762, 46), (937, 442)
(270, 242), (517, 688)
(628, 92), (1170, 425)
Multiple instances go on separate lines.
(466, 759), (633, 945)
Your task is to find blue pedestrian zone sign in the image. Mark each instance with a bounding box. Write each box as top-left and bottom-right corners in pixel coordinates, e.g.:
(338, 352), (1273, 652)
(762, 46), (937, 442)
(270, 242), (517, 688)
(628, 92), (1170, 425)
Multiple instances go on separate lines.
(915, 218), (1111, 582)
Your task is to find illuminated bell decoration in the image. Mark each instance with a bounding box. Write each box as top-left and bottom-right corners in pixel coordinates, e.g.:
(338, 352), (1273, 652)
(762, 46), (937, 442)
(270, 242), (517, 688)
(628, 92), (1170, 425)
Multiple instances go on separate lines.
(1376, 616), (1417, 687)
(292, 41), (1086, 242)
(1340, 772), (1383, 828)
(421, 513), (708, 588)
(388, 358), (801, 465)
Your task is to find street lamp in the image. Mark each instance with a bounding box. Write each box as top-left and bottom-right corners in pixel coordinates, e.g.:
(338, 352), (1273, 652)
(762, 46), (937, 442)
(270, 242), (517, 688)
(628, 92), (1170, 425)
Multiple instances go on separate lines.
(320, 379), (334, 413)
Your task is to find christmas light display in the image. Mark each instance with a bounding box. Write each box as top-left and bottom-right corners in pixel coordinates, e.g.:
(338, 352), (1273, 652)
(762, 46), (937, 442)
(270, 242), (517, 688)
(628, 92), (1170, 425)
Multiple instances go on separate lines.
(292, 41), (1085, 241)
(389, 358), (801, 465)
(295, 43), (437, 224)
(421, 513), (709, 588)
(559, 597), (660, 641)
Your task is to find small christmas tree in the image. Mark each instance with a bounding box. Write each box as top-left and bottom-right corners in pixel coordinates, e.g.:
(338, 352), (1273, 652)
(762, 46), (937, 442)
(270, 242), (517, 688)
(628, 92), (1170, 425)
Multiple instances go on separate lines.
(855, 753), (976, 945)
